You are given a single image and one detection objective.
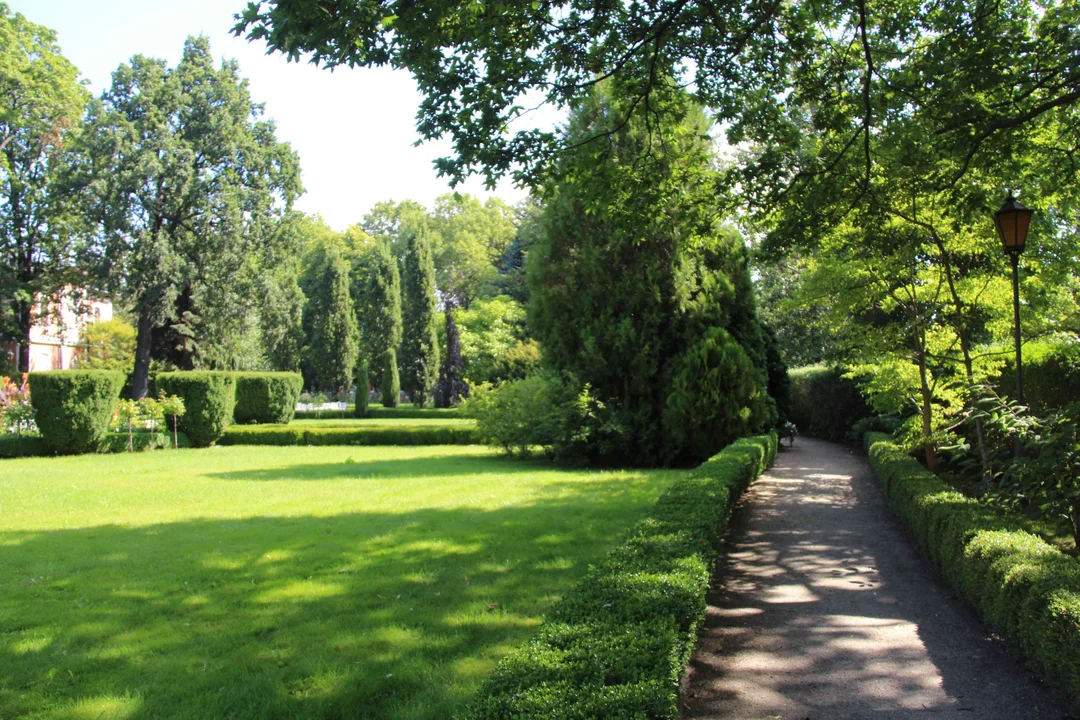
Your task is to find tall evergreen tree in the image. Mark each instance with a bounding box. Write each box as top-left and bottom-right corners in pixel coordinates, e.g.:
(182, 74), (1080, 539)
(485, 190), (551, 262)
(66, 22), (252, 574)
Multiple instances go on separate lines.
(435, 308), (467, 408)
(306, 248), (358, 394)
(354, 240), (402, 389)
(399, 227), (440, 406)
(381, 348), (401, 408)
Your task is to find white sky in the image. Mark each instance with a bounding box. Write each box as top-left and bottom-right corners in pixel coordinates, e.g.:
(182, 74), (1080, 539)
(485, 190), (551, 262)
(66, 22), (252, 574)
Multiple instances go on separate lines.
(16, 0), (536, 229)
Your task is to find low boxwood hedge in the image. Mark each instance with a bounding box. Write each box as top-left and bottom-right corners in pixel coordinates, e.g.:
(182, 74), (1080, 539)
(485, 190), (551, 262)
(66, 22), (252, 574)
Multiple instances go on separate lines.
(865, 432), (1080, 706)
(292, 405), (463, 421)
(0, 430), (191, 458)
(156, 371), (236, 447)
(234, 372), (303, 424)
(218, 424), (480, 446)
(468, 433), (778, 719)
(0, 435), (45, 459)
(28, 370), (125, 454)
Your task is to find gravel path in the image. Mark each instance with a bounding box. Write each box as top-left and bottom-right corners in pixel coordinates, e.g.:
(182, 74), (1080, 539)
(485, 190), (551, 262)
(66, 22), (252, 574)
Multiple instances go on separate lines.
(681, 437), (1072, 719)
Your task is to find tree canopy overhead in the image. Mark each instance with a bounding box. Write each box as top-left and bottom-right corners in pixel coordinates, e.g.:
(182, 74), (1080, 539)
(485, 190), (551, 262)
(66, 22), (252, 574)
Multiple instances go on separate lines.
(235, 0), (1080, 211)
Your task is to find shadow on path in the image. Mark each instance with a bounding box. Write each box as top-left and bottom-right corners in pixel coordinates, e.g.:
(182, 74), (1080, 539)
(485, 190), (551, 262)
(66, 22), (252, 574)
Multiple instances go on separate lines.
(682, 438), (1072, 719)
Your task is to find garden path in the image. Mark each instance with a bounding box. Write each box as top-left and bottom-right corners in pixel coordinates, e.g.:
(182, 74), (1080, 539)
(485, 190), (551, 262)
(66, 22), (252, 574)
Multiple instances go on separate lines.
(681, 437), (1071, 719)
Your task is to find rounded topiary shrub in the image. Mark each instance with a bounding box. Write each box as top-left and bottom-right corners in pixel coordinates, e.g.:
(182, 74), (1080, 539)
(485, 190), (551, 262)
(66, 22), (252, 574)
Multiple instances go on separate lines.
(233, 372), (303, 424)
(156, 371), (237, 447)
(28, 370), (125, 454)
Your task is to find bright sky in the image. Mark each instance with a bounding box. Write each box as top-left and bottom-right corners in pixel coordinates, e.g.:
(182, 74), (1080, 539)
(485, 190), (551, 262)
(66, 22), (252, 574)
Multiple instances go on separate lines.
(15, 0), (535, 229)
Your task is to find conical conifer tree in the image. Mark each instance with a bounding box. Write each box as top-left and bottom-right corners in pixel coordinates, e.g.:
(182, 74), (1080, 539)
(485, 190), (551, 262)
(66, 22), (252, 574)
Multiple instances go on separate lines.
(400, 228), (440, 406)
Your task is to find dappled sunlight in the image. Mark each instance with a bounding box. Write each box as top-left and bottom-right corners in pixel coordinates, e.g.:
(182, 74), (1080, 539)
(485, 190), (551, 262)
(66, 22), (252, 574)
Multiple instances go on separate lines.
(685, 438), (1062, 718)
(0, 446), (682, 718)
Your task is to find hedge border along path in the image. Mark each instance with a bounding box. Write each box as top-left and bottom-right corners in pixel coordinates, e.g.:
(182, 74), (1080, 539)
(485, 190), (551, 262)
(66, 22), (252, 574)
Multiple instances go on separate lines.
(467, 433), (777, 719)
(219, 424), (480, 447)
(866, 432), (1080, 708)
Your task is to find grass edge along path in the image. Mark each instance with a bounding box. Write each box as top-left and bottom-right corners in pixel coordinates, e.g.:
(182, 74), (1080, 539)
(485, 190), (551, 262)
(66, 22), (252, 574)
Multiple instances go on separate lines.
(865, 432), (1080, 709)
(467, 433), (778, 719)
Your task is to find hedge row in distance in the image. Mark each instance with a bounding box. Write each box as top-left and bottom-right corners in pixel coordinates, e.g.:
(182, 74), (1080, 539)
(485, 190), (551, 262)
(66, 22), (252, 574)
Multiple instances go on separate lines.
(468, 433), (778, 719)
(28, 370), (125, 454)
(234, 372), (303, 424)
(219, 424), (480, 447)
(156, 371), (236, 447)
(292, 405), (463, 421)
(788, 365), (871, 441)
(865, 432), (1080, 706)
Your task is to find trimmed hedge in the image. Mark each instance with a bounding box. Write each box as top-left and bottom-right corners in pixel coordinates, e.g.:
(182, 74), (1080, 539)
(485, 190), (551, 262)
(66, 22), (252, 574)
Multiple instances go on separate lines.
(468, 433), (778, 719)
(234, 372), (303, 424)
(789, 365), (871, 441)
(0, 435), (45, 458)
(219, 424), (480, 446)
(293, 405), (463, 421)
(0, 430), (191, 458)
(156, 371), (236, 447)
(28, 370), (125, 454)
(865, 432), (1080, 706)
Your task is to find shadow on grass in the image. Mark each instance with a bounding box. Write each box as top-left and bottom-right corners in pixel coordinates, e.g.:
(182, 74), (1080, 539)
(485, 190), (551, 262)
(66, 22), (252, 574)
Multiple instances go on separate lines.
(206, 453), (555, 482)
(0, 471), (668, 719)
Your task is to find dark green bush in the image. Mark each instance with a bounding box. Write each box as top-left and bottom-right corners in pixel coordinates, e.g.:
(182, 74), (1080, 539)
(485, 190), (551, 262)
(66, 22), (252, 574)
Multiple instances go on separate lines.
(789, 365), (872, 440)
(219, 424), (479, 446)
(468, 433), (778, 719)
(294, 405), (463, 421)
(28, 370), (125, 454)
(155, 371), (237, 447)
(866, 432), (1080, 706)
(381, 348), (401, 408)
(996, 342), (1080, 414)
(233, 372), (303, 424)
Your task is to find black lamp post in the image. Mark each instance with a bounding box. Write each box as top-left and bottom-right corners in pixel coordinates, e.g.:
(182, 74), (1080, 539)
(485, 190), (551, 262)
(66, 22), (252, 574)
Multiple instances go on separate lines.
(993, 194), (1033, 457)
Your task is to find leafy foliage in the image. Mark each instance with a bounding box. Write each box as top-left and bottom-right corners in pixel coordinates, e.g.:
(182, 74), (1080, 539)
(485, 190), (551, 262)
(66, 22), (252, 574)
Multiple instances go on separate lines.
(456, 295), (533, 385)
(0, 6), (89, 371)
(380, 348), (401, 409)
(78, 318), (137, 373)
(788, 365), (873, 442)
(78, 36), (301, 397)
(353, 239), (402, 388)
(28, 370), (124, 454)
(353, 359), (370, 418)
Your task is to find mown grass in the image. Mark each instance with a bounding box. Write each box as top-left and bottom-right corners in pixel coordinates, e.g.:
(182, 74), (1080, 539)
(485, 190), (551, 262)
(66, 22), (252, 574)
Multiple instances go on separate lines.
(0, 445), (682, 719)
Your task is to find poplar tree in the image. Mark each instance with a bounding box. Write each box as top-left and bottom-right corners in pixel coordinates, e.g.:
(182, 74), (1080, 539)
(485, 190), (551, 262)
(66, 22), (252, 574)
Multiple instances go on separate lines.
(399, 227), (440, 406)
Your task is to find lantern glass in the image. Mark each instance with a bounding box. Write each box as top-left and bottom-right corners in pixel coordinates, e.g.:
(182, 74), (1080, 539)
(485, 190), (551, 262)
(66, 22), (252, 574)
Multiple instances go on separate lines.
(994, 196), (1032, 254)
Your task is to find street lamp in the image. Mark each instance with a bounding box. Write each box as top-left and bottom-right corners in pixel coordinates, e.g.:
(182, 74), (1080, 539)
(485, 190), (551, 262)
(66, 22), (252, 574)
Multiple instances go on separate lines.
(993, 194), (1033, 457)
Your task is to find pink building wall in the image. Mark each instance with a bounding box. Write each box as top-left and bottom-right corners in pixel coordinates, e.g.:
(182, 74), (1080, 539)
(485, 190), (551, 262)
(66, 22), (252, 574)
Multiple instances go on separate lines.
(20, 292), (114, 371)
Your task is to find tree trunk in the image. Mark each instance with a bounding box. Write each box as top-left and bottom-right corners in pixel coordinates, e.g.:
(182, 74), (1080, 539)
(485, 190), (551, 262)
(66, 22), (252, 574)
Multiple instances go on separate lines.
(916, 344), (938, 472)
(15, 297), (31, 373)
(131, 307), (154, 399)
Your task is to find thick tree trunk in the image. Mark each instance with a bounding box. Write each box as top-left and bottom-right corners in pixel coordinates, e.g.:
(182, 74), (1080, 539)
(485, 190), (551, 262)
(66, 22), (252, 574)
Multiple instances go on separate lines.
(131, 307), (154, 399)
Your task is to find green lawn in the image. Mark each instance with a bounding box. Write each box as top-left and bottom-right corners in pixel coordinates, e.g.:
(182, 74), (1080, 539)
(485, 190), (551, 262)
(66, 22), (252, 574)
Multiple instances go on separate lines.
(0, 446), (682, 719)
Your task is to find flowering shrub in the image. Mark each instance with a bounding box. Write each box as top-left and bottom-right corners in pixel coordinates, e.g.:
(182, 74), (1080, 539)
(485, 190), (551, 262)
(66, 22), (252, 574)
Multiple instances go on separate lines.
(0, 374), (36, 435)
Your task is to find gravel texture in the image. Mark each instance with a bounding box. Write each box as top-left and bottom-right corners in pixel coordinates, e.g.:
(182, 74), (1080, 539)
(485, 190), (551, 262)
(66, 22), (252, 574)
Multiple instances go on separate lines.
(681, 437), (1072, 720)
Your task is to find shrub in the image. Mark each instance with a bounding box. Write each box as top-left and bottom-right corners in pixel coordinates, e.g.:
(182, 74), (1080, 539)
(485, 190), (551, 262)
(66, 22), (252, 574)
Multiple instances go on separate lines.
(789, 365), (872, 440)
(866, 432), (1080, 706)
(468, 433), (778, 719)
(663, 327), (771, 462)
(155, 371), (237, 447)
(233, 372), (303, 424)
(218, 424), (478, 446)
(28, 370), (125, 454)
(78, 318), (137, 372)
(0, 434), (44, 458)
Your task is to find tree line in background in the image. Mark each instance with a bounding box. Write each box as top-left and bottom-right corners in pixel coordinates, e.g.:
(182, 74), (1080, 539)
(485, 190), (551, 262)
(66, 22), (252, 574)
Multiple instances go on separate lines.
(0, 7), (540, 409)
